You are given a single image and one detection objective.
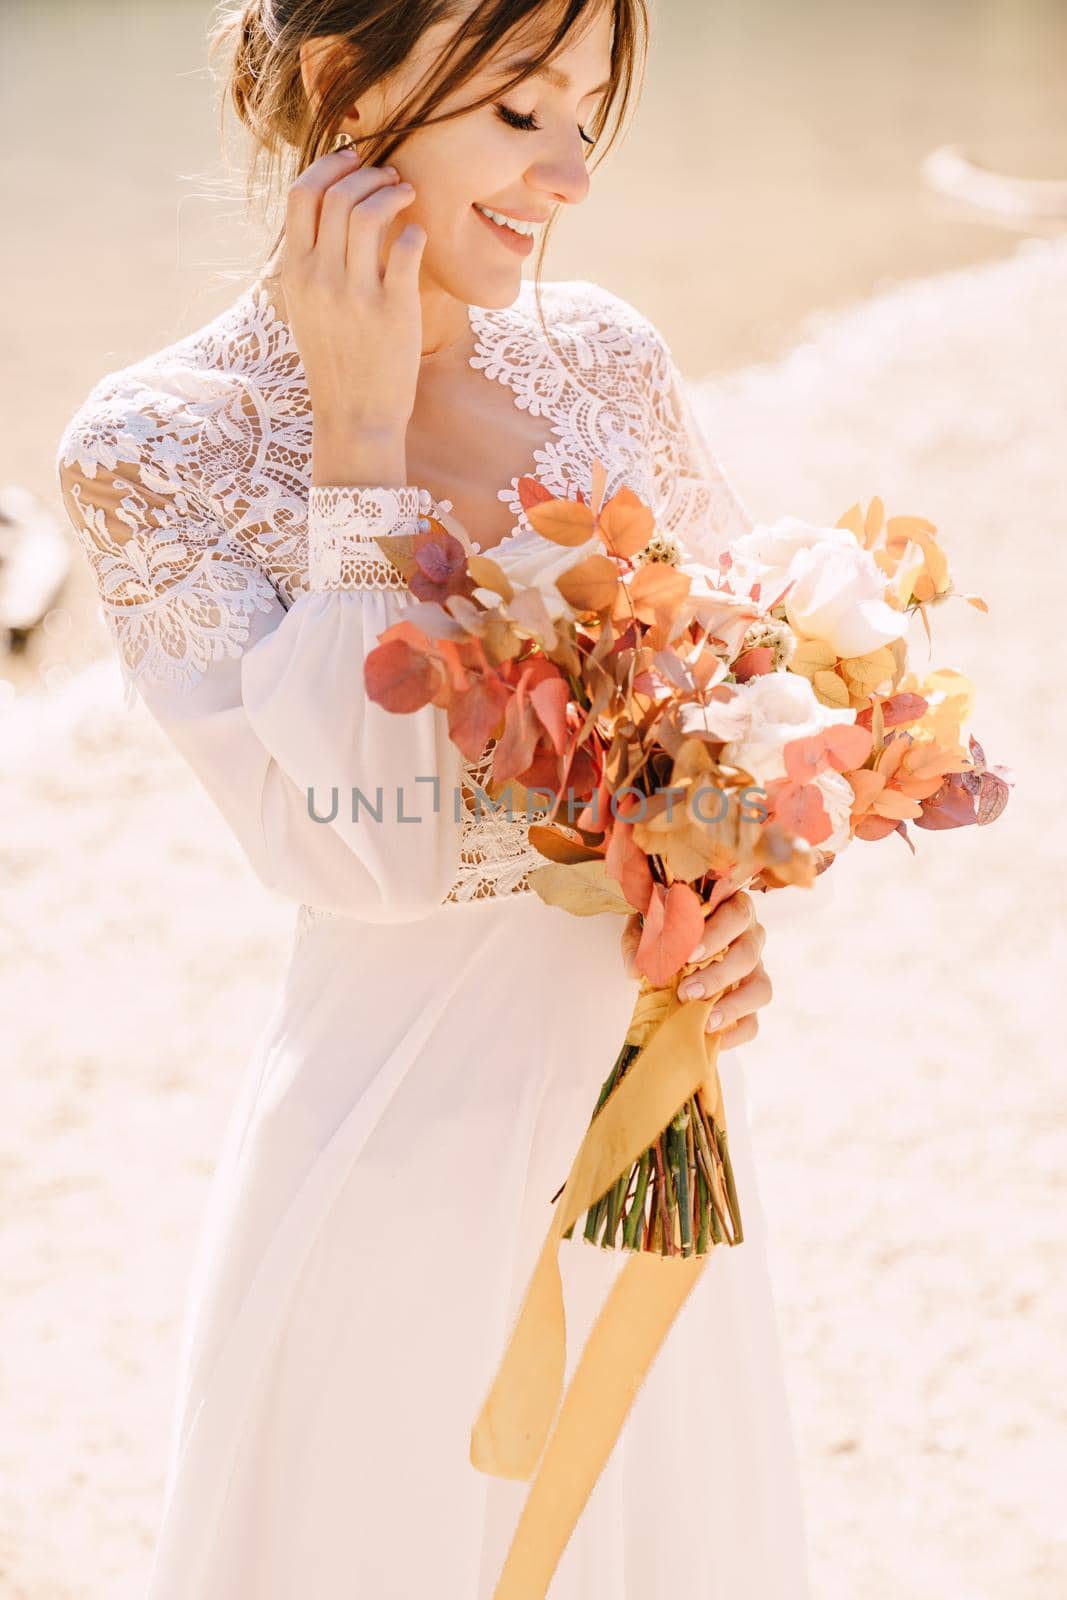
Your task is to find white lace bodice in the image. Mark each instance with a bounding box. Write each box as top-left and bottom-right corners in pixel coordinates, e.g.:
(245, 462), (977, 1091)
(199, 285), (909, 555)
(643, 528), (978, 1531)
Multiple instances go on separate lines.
(55, 277), (752, 918)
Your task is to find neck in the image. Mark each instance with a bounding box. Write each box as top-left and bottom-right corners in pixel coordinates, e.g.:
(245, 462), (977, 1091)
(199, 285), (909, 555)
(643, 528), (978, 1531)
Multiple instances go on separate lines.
(417, 277), (474, 361)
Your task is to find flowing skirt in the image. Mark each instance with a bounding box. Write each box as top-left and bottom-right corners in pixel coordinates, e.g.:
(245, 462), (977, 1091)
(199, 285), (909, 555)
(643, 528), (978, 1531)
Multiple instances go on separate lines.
(144, 889), (812, 1599)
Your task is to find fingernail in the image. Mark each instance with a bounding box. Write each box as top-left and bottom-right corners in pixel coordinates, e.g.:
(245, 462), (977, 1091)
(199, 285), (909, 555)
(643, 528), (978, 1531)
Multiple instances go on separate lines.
(679, 979), (706, 1000)
(690, 941), (707, 961)
(705, 1009), (724, 1030)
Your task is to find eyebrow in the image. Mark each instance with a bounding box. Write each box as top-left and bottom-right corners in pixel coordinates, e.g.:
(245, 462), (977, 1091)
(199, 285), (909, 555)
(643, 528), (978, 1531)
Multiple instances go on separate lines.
(503, 57), (612, 98)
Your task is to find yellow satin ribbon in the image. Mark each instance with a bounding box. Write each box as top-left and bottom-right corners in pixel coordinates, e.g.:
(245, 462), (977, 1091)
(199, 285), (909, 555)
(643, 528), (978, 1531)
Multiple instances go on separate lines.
(470, 980), (731, 1599)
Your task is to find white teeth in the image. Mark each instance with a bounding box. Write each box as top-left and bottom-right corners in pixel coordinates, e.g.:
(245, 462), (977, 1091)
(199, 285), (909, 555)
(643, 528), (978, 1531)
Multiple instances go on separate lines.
(474, 203), (537, 238)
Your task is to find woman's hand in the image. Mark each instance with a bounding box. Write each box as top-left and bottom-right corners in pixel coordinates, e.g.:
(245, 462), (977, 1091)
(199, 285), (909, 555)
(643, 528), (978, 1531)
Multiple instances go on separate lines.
(279, 145), (426, 485)
(620, 890), (773, 1046)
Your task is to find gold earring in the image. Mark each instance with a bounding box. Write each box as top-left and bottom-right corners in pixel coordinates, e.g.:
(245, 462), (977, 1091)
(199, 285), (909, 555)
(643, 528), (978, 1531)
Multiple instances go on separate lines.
(332, 130), (358, 154)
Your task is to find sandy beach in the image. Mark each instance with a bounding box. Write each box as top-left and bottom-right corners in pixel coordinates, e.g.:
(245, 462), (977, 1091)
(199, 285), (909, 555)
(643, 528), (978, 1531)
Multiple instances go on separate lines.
(3, 0), (1066, 1593)
(3, 232), (1065, 1597)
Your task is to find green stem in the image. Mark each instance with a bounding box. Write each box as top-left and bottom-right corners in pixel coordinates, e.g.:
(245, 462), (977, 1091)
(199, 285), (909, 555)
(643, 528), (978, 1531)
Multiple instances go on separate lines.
(673, 1116), (693, 1257)
(623, 1150), (651, 1250)
(685, 1106), (698, 1247)
(716, 1125), (744, 1245)
(695, 1163), (710, 1254)
(691, 1107), (727, 1243)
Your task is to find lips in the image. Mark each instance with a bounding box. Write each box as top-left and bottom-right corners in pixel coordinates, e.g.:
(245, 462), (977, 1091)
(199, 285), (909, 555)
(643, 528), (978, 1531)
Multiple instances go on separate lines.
(471, 203), (534, 256)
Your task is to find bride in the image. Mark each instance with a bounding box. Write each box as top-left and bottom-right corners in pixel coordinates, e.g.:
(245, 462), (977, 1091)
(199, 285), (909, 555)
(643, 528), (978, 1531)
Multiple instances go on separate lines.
(55, 1), (811, 1594)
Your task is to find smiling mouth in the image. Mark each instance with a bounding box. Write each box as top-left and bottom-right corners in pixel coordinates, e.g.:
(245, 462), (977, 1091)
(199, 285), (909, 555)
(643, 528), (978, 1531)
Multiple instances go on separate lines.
(472, 202), (540, 240)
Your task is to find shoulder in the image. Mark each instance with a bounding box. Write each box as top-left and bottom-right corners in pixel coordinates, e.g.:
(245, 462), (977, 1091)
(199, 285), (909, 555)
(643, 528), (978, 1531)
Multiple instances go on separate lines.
(55, 284), (278, 496)
(520, 275), (668, 344)
(55, 365), (205, 500)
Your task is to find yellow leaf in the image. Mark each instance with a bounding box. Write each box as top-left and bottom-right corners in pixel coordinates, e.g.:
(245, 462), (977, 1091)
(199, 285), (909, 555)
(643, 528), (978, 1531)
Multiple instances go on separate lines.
(962, 593), (989, 613)
(528, 823), (602, 864)
(813, 669), (851, 709)
(525, 860), (634, 917)
(841, 646), (896, 689)
(790, 638), (838, 677)
(885, 515), (939, 549)
(836, 502), (865, 541)
(870, 693), (885, 751)
(864, 495), (885, 549)
(467, 554), (515, 602)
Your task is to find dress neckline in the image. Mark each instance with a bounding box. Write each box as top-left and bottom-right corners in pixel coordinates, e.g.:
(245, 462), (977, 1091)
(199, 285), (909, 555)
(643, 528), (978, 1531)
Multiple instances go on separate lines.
(240, 276), (554, 558)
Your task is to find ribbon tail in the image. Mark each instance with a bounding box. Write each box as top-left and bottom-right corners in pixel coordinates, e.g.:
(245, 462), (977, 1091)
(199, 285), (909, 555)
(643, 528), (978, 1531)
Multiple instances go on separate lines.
(490, 1249), (710, 1599)
(470, 990), (719, 1485)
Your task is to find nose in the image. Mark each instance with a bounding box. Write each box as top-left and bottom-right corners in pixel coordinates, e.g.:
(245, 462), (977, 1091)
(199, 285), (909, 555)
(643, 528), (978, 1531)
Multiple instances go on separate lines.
(529, 141), (592, 209)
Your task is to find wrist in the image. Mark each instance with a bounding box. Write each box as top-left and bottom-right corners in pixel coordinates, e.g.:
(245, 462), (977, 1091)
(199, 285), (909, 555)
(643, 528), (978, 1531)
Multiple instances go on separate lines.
(311, 417), (409, 489)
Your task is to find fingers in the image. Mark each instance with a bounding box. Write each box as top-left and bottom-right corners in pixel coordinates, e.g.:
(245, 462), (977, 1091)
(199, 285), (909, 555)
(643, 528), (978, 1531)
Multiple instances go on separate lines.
(677, 921), (766, 1000)
(714, 1011), (759, 1049)
(285, 148), (368, 258)
(702, 960), (773, 1032)
(383, 220), (428, 293)
(344, 180), (420, 283)
(686, 889), (755, 965)
(285, 149), (409, 278)
(317, 172), (415, 284)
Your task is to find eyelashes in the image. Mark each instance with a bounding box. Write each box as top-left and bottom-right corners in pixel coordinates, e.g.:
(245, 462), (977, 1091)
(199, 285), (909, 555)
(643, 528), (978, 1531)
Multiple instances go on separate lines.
(494, 102), (597, 146)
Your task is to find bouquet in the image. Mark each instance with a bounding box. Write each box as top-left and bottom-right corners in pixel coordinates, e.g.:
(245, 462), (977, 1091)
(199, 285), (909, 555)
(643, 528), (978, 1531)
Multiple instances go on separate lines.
(363, 465), (1012, 1597)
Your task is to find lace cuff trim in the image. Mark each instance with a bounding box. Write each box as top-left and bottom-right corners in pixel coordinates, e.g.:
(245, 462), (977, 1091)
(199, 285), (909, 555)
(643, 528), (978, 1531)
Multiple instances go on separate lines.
(307, 484), (434, 592)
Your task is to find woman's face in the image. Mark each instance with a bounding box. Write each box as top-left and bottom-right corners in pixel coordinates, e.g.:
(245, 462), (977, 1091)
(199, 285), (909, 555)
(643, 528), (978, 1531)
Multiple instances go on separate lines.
(343, 7), (615, 310)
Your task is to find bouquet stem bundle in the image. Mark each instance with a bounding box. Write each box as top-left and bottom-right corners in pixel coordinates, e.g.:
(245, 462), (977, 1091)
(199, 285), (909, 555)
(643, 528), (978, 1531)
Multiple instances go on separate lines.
(555, 1016), (743, 1258)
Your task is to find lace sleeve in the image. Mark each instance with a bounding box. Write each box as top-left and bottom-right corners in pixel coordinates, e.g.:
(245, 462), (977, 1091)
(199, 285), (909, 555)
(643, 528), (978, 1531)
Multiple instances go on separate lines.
(55, 381), (465, 923)
(643, 323), (754, 566)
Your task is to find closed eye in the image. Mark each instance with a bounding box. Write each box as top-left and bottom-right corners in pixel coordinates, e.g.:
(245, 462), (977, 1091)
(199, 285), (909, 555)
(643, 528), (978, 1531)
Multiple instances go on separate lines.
(495, 103), (597, 146)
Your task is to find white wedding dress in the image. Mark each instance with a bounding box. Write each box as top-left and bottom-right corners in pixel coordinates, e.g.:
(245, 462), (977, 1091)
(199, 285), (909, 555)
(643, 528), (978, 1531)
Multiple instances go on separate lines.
(55, 276), (812, 1599)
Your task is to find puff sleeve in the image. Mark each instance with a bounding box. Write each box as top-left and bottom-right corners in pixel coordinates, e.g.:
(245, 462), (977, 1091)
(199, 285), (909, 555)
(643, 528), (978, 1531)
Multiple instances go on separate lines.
(55, 386), (465, 923)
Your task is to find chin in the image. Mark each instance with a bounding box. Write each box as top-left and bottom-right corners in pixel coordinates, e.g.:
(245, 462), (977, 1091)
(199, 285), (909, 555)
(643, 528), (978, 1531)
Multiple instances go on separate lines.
(434, 258), (525, 311)
(469, 274), (526, 310)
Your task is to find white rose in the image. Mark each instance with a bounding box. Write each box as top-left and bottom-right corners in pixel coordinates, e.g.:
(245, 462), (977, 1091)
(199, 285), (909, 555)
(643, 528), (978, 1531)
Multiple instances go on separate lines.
(718, 670), (857, 787)
(471, 530), (599, 621)
(729, 515), (906, 658)
(811, 768), (855, 854)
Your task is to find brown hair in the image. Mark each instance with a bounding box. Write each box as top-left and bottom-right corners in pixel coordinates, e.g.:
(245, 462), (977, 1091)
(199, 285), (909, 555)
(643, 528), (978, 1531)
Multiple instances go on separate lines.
(208, 0), (649, 340)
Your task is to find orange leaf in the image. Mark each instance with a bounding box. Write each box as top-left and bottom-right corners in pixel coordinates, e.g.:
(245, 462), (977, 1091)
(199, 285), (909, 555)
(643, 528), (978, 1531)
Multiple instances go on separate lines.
(448, 676), (510, 760)
(528, 675), (571, 755)
(605, 808), (655, 914)
(823, 723), (874, 771)
(525, 495), (597, 547)
(873, 788), (923, 820)
(598, 486), (656, 558)
(516, 475), (554, 513)
(493, 669), (540, 781)
(589, 458), (608, 517)
(363, 637), (443, 714)
(555, 552), (621, 613)
(635, 880), (706, 987)
(733, 645), (776, 681)
(768, 779), (833, 845)
(628, 560), (692, 623)
(848, 768), (886, 814)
